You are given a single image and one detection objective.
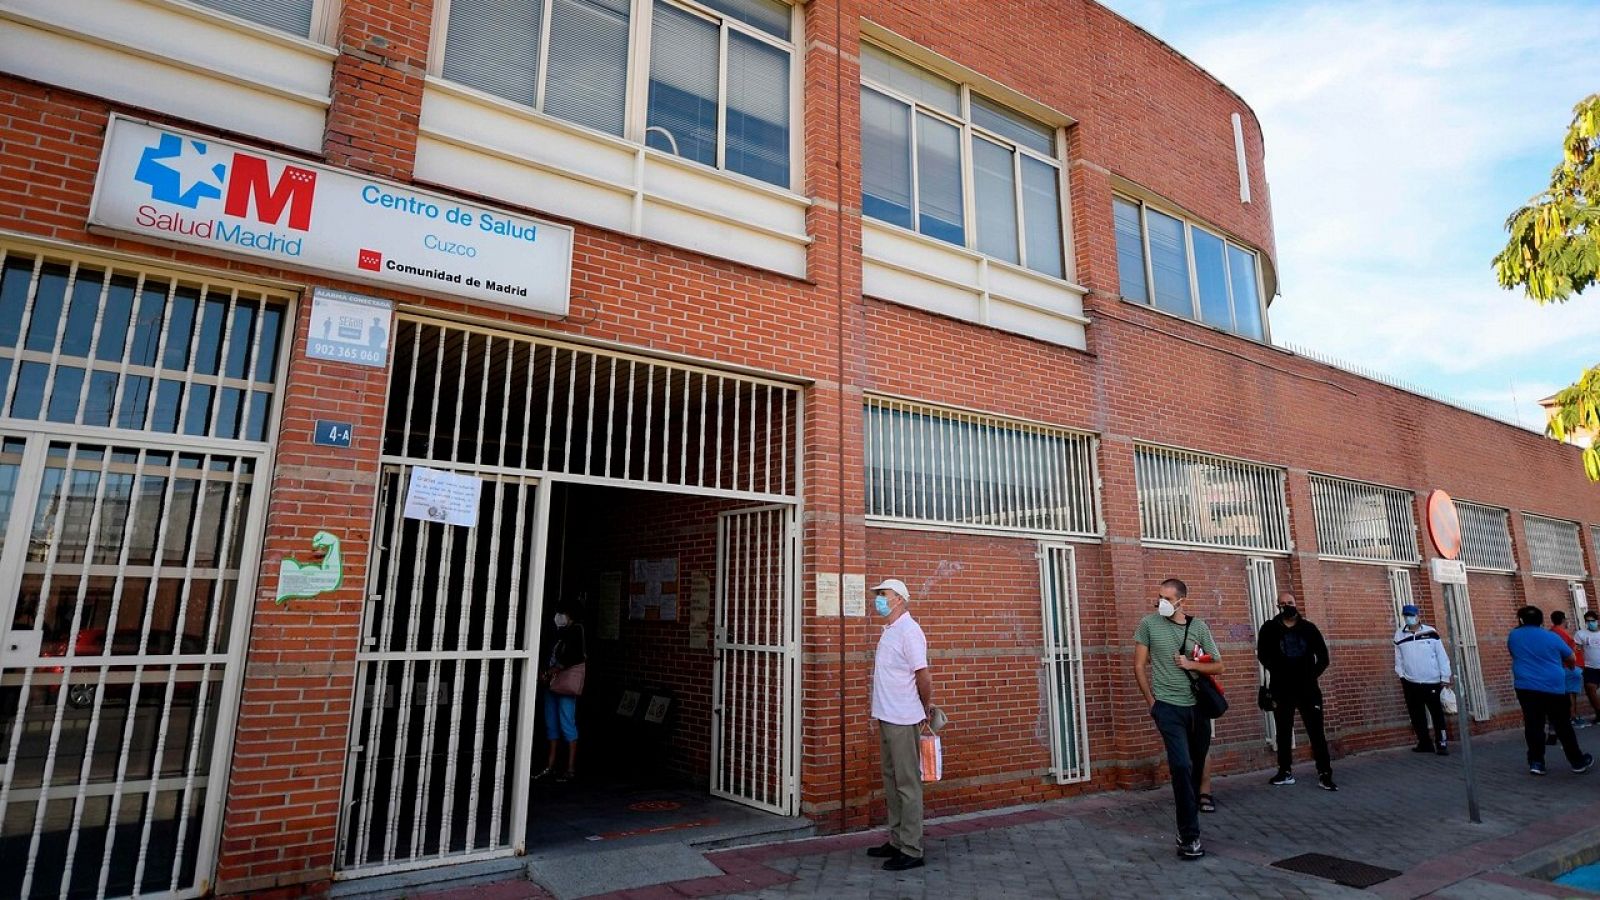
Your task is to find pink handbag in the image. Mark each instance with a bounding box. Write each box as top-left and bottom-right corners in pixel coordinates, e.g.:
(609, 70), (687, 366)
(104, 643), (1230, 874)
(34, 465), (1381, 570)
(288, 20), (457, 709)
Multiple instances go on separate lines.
(550, 662), (587, 697)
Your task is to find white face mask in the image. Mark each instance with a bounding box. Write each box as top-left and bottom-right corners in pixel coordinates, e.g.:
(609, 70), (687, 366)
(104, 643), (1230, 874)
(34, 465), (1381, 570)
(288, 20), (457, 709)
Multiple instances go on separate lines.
(1404, 615), (1419, 627)
(1157, 598), (1176, 618)
(553, 613), (570, 628)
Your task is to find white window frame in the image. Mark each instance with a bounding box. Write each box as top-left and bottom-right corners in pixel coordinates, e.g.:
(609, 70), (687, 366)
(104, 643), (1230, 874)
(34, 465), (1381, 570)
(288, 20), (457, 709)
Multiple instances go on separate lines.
(1133, 443), (1290, 554)
(179, 0), (341, 43)
(859, 42), (1071, 281)
(1523, 512), (1587, 579)
(1456, 500), (1516, 573)
(1113, 193), (1270, 343)
(1307, 474), (1419, 565)
(429, 0), (802, 192)
(863, 395), (1101, 540)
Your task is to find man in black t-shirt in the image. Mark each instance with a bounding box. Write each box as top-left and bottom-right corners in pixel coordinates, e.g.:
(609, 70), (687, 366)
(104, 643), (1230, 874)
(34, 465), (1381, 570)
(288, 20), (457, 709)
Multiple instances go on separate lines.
(1257, 592), (1336, 791)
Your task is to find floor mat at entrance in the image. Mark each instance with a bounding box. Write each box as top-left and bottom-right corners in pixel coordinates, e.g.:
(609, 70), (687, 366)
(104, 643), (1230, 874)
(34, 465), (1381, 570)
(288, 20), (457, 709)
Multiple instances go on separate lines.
(527, 843), (720, 899)
(1271, 852), (1403, 888)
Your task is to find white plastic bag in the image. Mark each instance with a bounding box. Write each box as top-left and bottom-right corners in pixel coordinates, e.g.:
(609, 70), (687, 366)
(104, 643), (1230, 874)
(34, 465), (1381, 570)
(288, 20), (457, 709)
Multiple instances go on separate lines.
(919, 731), (942, 783)
(1440, 686), (1458, 716)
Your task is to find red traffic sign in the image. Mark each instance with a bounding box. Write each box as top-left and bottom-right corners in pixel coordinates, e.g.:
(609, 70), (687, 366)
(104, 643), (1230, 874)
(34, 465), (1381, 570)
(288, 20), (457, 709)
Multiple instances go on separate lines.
(1426, 490), (1462, 560)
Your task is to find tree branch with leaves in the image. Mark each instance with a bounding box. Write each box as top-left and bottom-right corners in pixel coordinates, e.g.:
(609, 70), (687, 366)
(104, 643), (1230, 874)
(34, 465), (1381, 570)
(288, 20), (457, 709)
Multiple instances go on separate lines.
(1494, 93), (1600, 479)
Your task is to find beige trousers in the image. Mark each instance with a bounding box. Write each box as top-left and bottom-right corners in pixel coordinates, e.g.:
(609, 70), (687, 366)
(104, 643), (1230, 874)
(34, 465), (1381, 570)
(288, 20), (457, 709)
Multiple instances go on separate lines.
(878, 721), (924, 858)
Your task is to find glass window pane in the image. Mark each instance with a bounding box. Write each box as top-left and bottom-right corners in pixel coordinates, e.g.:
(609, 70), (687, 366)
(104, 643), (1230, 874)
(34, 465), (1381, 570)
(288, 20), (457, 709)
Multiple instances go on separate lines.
(544, 0), (631, 135)
(971, 94), (1054, 155)
(725, 30), (791, 186)
(1228, 245), (1264, 340)
(1020, 156), (1063, 278)
(84, 372), (118, 428)
(11, 361), (46, 419)
(151, 380), (184, 433)
(255, 304), (283, 383)
(187, 0), (314, 37)
(859, 45), (958, 115)
(130, 281), (168, 367)
(441, 0), (543, 107)
(60, 270), (105, 359)
(1146, 209), (1192, 317)
(24, 263), (70, 353)
(1114, 198), (1148, 302)
(117, 376), (152, 431)
(915, 113), (963, 246)
(697, 0), (790, 39)
(97, 274), (138, 363)
(194, 295), (228, 377)
(973, 138), (1019, 264)
(46, 366), (84, 424)
(646, 3), (720, 167)
(162, 286), (200, 371)
(223, 300), (257, 380)
(860, 87), (913, 229)
(1192, 227), (1231, 328)
(0, 255), (33, 349)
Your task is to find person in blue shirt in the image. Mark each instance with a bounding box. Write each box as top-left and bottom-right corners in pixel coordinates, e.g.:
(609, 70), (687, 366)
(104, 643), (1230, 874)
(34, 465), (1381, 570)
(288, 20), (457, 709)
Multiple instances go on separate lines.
(1508, 605), (1594, 776)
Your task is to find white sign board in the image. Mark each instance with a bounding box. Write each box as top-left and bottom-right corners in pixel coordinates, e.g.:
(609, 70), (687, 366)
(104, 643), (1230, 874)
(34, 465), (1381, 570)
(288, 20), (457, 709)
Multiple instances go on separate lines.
(842, 573), (867, 617)
(89, 115), (574, 316)
(1429, 558), (1468, 585)
(403, 466), (482, 527)
(307, 288), (392, 368)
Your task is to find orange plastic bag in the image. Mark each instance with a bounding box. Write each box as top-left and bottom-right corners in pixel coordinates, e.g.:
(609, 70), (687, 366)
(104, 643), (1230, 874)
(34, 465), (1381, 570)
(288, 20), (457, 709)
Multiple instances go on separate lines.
(919, 731), (942, 783)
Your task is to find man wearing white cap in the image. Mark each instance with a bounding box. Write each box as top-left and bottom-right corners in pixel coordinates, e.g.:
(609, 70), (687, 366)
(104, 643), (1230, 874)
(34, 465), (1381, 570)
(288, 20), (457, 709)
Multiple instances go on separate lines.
(865, 577), (931, 871)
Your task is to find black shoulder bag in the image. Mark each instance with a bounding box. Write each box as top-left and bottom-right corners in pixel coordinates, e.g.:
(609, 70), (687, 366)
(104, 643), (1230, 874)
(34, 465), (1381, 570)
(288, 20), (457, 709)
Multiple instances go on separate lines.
(1179, 617), (1229, 719)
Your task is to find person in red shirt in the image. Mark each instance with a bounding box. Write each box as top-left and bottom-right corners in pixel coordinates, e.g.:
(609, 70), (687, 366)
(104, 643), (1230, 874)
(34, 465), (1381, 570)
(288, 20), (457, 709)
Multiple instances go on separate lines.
(1551, 610), (1583, 734)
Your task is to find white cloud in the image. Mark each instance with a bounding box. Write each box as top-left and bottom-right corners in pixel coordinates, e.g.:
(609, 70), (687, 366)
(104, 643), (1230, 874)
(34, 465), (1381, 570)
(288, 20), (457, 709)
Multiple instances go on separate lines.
(1101, 1), (1600, 426)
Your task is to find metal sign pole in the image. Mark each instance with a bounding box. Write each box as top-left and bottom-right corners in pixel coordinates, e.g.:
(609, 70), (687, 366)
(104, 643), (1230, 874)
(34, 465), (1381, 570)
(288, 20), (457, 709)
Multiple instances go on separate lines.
(1440, 581), (1481, 824)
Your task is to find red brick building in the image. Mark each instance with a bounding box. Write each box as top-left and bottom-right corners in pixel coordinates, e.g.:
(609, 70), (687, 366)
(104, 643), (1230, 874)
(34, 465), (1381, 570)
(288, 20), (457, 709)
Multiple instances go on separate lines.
(1, 0), (1597, 897)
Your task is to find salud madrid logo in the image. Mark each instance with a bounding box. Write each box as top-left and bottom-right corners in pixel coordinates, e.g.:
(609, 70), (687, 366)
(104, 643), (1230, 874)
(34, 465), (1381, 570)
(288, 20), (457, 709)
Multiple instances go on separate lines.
(130, 132), (317, 257)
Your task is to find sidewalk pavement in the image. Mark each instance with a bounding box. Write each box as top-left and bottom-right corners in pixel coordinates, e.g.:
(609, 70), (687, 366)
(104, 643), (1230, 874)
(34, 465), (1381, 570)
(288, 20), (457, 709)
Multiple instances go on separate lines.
(429, 726), (1600, 899)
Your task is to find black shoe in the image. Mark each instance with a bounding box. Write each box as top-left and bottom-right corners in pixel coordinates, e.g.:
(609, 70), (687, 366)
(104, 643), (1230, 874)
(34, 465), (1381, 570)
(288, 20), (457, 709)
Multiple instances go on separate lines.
(883, 852), (925, 871)
(1575, 753), (1595, 774)
(1318, 773), (1339, 792)
(1177, 839), (1205, 860)
(1269, 770), (1295, 786)
(1435, 744), (1450, 756)
(1412, 743), (1434, 753)
(866, 842), (899, 858)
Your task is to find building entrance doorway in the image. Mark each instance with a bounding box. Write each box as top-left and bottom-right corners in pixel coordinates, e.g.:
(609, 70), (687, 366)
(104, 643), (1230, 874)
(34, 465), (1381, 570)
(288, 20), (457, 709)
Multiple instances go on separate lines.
(335, 315), (802, 880)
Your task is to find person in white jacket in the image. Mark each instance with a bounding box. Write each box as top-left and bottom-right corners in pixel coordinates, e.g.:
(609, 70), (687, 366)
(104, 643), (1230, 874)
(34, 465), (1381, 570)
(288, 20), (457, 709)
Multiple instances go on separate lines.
(1395, 604), (1452, 755)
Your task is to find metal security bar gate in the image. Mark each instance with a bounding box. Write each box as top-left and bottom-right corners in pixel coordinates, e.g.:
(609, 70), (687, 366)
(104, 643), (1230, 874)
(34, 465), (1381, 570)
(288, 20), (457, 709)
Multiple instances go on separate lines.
(1039, 544), (1088, 783)
(0, 244), (284, 899)
(1245, 558), (1279, 747)
(338, 466), (545, 876)
(711, 506), (798, 815)
(339, 315), (803, 876)
(1443, 583), (1491, 722)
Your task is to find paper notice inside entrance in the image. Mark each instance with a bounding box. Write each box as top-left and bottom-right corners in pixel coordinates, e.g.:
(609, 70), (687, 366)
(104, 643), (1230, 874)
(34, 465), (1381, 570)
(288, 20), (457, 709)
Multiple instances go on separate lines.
(402, 466), (481, 527)
(689, 572), (711, 648)
(815, 573), (840, 617)
(842, 574), (867, 617)
(597, 571), (622, 640)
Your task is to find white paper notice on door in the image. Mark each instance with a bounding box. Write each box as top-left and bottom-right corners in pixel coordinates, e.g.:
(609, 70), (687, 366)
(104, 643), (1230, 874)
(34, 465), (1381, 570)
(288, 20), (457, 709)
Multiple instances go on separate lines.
(402, 466), (482, 527)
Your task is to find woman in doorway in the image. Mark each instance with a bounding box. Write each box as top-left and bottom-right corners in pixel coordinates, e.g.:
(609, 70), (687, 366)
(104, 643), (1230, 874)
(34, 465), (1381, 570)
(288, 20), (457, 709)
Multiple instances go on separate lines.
(537, 603), (587, 783)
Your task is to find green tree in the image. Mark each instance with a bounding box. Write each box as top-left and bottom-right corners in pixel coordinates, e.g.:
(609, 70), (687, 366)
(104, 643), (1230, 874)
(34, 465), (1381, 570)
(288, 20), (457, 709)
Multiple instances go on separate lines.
(1494, 93), (1600, 479)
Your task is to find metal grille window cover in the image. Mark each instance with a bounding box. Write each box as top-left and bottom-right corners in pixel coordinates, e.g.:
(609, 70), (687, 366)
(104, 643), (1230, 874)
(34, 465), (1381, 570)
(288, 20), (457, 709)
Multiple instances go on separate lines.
(863, 397), (1098, 537)
(1524, 513), (1586, 578)
(1, 438), (261, 899)
(1308, 475), (1418, 563)
(1457, 501), (1515, 571)
(0, 248), (287, 442)
(1039, 544), (1089, 783)
(387, 316), (798, 500)
(1134, 445), (1289, 552)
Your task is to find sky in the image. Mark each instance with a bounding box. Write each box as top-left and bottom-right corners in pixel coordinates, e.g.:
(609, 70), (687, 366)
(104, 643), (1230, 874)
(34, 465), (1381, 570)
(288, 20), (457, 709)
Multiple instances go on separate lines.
(1099, 0), (1600, 431)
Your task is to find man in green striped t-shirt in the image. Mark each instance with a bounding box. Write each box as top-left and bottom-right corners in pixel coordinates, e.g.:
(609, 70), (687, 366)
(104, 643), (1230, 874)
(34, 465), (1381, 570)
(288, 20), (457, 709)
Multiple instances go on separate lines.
(1134, 578), (1223, 861)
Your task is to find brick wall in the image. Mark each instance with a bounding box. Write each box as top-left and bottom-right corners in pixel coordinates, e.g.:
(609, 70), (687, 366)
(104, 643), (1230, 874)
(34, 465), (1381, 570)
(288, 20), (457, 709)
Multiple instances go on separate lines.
(4, 0), (1600, 893)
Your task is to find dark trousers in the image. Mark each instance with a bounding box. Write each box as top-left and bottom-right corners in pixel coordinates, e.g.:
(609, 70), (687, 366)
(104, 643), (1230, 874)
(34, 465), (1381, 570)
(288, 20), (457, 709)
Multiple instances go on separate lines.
(1272, 683), (1332, 775)
(1152, 701), (1211, 843)
(1517, 688), (1585, 767)
(1401, 679), (1448, 747)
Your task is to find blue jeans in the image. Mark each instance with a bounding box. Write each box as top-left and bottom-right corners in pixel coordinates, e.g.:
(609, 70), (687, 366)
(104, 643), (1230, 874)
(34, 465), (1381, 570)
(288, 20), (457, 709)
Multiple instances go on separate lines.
(544, 691), (578, 742)
(1151, 701), (1211, 843)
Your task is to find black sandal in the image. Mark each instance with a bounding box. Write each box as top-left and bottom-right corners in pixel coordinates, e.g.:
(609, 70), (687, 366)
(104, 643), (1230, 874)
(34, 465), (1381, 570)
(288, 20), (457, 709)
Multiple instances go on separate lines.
(1198, 793), (1217, 813)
